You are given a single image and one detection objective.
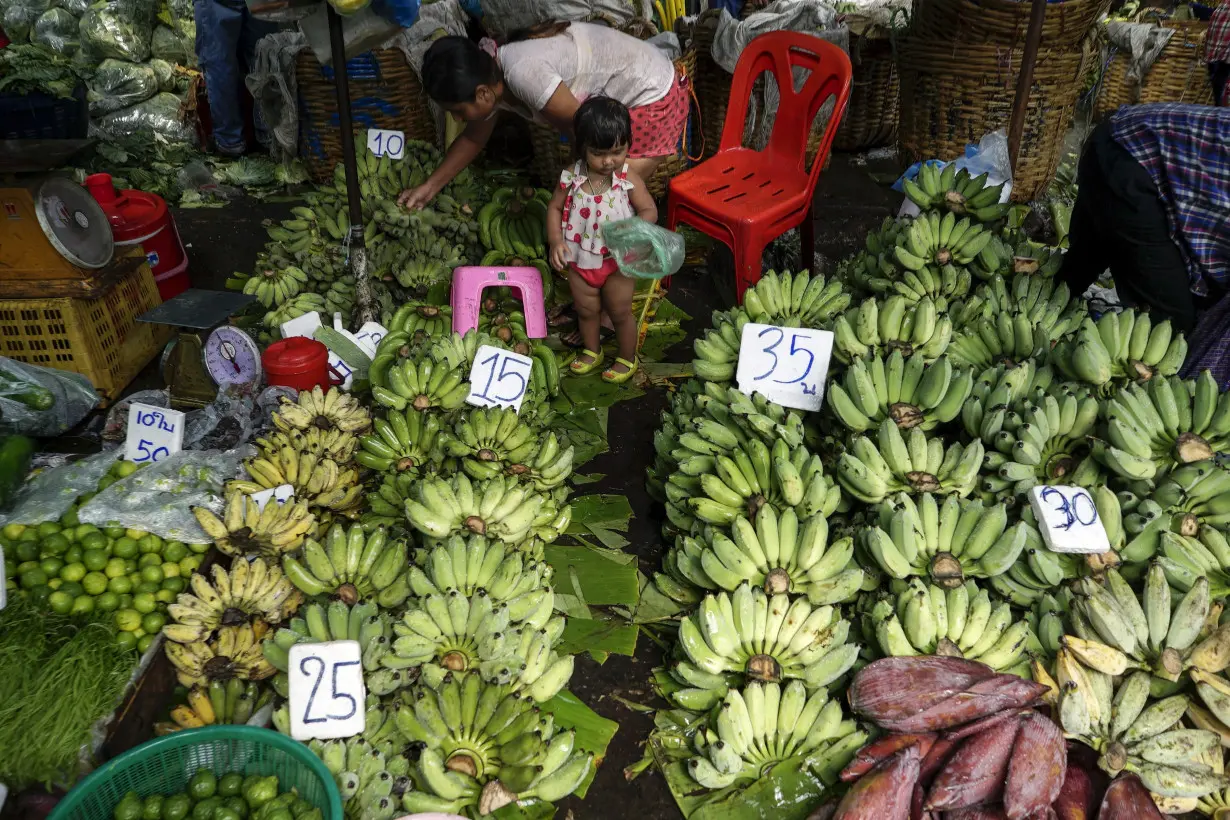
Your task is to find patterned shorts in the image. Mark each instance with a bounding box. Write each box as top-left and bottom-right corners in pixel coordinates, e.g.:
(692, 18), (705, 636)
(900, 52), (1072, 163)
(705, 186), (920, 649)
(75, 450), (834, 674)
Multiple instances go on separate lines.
(628, 69), (690, 159)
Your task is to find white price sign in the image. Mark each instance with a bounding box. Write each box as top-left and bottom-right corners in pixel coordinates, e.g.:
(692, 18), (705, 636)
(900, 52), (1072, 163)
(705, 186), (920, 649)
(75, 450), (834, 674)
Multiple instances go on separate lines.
(466, 345), (534, 413)
(353, 322), (389, 356)
(735, 323), (833, 413)
(250, 484), (295, 511)
(288, 640), (365, 741)
(1028, 485), (1110, 554)
(367, 129), (405, 160)
(125, 403), (185, 464)
(0, 782), (8, 813)
(281, 311), (322, 340)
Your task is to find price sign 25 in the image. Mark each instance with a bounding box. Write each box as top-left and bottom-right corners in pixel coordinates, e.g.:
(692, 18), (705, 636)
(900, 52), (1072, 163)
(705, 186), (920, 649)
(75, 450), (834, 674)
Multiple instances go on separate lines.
(288, 640), (366, 741)
(735, 323), (834, 413)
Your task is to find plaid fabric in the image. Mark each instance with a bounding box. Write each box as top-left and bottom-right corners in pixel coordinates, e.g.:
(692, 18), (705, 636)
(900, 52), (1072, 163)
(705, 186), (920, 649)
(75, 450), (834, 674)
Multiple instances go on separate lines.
(1209, 4), (1230, 63)
(1110, 104), (1230, 297)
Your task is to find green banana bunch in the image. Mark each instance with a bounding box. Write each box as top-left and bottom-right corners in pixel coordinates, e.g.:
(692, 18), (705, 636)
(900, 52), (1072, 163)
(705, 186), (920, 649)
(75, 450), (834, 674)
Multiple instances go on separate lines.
(861, 578), (1036, 675)
(686, 680), (867, 789)
(660, 505), (864, 605)
(479, 186), (551, 262)
(947, 309), (1055, 370)
(965, 272), (1086, 337)
(831, 294), (953, 363)
(987, 523), (1083, 606)
(368, 471), (427, 526)
(242, 259), (309, 308)
(281, 522), (410, 607)
(1052, 311), (1188, 388)
(665, 438), (841, 534)
(961, 360), (1055, 432)
(395, 672), (593, 815)
(1004, 238), (1063, 277)
(826, 350), (973, 433)
(387, 302), (453, 337)
(1094, 372), (1230, 482)
(443, 407), (574, 489)
(835, 419), (984, 503)
(355, 409), (446, 476)
(308, 734), (411, 820)
(265, 292), (328, 328)
(975, 385), (1102, 499)
(1144, 460), (1230, 539)
(261, 601), (394, 675)
(901, 164), (1010, 222)
(403, 473), (565, 553)
(407, 535), (553, 601)
(860, 491), (1032, 586)
(671, 583), (860, 711)
(370, 350), (471, 414)
(477, 310), (529, 347)
(1029, 590), (1074, 656)
(892, 211), (997, 274)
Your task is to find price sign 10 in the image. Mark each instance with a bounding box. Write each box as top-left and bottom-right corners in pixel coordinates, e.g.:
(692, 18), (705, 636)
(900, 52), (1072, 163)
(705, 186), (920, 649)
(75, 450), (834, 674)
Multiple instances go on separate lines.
(288, 640), (365, 741)
(1028, 485), (1110, 554)
(367, 129), (405, 160)
(466, 345), (534, 413)
(734, 323), (834, 413)
(125, 403), (185, 464)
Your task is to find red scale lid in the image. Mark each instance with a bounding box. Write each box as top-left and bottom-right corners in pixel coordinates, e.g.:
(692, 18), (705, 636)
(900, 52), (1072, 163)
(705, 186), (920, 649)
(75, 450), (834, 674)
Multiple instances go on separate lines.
(84, 172), (169, 241)
(263, 337), (329, 374)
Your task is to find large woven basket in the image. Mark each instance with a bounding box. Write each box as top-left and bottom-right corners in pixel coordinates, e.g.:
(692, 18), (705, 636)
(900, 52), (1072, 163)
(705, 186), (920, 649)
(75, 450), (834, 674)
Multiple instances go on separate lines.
(909, 0), (1111, 48)
(1093, 19), (1215, 118)
(833, 33), (899, 152)
(896, 35), (1096, 202)
(296, 48), (437, 182)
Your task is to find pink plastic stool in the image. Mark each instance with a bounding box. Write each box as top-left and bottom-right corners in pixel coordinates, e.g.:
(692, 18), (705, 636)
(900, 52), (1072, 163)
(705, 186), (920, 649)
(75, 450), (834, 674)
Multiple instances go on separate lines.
(450, 266), (548, 338)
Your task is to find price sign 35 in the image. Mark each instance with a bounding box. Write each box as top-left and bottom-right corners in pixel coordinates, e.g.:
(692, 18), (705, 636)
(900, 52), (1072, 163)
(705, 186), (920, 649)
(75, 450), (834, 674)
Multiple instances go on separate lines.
(735, 323), (834, 413)
(288, 640), (366, 741)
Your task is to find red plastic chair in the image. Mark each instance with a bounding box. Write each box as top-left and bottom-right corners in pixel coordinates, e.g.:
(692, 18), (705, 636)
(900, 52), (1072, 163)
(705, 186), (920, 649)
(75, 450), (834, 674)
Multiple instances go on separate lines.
(666, 32), (852, 302)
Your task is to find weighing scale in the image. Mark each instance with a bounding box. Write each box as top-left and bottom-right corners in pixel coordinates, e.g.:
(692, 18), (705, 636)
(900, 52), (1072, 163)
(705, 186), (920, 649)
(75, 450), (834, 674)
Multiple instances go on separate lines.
(137, 289), (260, 409)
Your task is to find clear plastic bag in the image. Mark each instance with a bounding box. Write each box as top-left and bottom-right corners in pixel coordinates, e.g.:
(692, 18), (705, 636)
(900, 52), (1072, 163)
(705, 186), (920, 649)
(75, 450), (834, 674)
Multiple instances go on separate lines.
(92, 91), (197, 143)
(894, 129), (1014, 217)
(0, 0), (54, 42)
(0, 449), (119, 527)
(149, 23), (190, 63)
(79, 0), (156, 62)
(77, 446), (254, 542)
(147, 57), (176, 91)
(32, 7), (80, 53)
(88, 58), (158, 115)
(0, 357), (99, 437)
(604, 218), (685, 280)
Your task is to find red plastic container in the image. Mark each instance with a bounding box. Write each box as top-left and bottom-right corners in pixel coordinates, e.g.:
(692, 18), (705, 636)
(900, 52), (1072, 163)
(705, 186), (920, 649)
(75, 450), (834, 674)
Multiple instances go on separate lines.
(85, 173), (189, 300)
(263, 337), (343, 391)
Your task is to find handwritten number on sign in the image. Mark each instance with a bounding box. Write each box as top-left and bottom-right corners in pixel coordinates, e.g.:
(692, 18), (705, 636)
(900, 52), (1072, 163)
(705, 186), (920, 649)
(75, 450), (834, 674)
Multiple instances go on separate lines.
(753, 328), (817, 385)
(469, 349), (532, 407)
(783, 334), (816, 386)
(300, 656), (360, 724)
(1040, 487), (1098, 532)
(754, 327), (784, 381)
(135, 439), (170, 463)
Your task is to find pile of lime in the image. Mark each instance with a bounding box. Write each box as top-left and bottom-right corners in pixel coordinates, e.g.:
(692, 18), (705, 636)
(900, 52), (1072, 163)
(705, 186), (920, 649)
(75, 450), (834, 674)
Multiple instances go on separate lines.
(112, 769), (322, 820)
(1, 460), (209, 653)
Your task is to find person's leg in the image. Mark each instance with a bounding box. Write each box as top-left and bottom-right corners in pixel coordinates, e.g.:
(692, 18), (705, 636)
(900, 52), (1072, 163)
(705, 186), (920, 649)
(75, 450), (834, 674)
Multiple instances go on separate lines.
(568, 270), (604, 370)
(194, 0), (247, 154)
(600, 272), (637, 373)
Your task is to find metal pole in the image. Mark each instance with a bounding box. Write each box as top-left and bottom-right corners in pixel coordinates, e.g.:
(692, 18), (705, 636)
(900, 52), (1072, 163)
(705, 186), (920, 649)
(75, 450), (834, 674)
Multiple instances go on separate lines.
(1007, 0), (1048, 173)
(327, 4), (375, 324)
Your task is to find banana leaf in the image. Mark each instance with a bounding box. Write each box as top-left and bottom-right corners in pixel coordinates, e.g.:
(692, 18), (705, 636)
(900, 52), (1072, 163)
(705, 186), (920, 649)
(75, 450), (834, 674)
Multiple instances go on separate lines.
(491, 799), (555, 820)
(558, 617), (638, 661)
(544, 543), (638, 607)
(540, 689), (620, 799)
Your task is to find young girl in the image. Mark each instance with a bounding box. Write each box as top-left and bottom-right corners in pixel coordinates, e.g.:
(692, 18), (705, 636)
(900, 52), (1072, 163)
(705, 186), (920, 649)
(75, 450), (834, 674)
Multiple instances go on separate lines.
(547, 97), (658, 384)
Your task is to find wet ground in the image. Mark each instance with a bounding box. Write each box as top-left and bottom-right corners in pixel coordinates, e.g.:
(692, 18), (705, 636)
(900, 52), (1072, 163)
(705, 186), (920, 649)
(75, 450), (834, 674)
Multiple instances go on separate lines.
(139, 150), (902, 819)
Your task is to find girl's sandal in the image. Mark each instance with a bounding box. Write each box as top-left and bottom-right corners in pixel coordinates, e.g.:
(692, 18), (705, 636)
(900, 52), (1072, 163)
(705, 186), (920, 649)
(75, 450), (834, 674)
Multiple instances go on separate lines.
(602, 357), (638, 384)
(570, 349), (605, 375)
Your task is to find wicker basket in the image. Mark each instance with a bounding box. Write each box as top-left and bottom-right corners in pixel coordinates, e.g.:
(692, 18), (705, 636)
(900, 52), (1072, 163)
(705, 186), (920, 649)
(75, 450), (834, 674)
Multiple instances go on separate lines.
(896, 35), (1096, 202)
(909, 0), (1112, 48)
(833, 33), (900, 152)
(296, 48), (437, 182)
(1093, 19), (1215, 118)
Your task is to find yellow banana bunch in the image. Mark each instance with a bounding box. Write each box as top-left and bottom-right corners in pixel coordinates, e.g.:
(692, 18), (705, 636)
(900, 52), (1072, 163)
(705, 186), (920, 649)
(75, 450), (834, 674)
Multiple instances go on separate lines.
(163, 558), (302, 644)
(165, 622), (274, 688)
(273, 385), (372, 435)
(191, 491), (316, 559)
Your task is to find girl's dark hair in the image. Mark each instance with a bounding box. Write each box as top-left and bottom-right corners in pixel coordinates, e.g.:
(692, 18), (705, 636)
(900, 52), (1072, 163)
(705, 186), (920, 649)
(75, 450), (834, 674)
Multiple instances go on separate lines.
(573, 96), (632, 154)
(421, 37), (498, 104)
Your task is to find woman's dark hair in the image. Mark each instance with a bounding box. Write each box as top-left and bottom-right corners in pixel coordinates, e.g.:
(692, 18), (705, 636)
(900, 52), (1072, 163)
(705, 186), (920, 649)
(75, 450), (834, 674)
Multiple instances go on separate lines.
(573, 96), (632, 154)
(421, 37), (499, 104)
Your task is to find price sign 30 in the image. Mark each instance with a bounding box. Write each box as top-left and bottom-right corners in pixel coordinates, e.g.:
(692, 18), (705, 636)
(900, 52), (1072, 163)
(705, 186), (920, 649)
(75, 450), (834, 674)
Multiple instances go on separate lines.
(288, 640), (366, 741)
(1028, 485), (1110, 554)
(735, 323), (834, 413)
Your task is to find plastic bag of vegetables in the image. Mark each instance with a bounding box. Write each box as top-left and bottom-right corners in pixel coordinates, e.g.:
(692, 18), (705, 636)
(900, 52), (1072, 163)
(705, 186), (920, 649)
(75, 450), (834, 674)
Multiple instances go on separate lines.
(79, 0), (156, 61)
(0, 0), (54, 42)
(150, 23), (192, 64)
(87, 58), (158, 115)
(32, 7), (80, 53)
(0, 357), (98, 438)
(92, 91), (197, 143)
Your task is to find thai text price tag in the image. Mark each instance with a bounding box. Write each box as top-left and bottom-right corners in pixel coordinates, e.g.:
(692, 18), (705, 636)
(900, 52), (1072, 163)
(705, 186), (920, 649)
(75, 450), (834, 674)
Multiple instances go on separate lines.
(288, 640), (365, 741)
(250, 484), (294, 512)
(353, 322), (389, 356)
(735, 323), (833, 413)
(466, 345), (534, 413)
(125, 403), (185, 464)
(367, 129), (405, 160)
(1028, 485), (1110, 554)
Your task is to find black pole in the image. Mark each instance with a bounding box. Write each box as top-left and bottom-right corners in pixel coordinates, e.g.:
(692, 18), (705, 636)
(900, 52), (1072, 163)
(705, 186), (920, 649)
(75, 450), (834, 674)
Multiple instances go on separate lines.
(327, 3), (375, 323)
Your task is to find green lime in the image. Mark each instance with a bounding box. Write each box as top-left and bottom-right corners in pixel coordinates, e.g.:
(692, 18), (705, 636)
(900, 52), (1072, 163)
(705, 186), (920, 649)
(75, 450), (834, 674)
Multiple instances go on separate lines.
(20, 568), (47, 589)
(13, 541), (37, 562)
(40, 533), (70, 556)
(124, 558), (137, 573)
(70, 594), (95, 615)
(139, 553), (163, 569)
(48, 590), (73, 615)
(115, 460), (141, 478)
(96, 475), (116, 490)
(95, 591), (120, 612)
(1, 523), (25, 540)
(47, 578), (62, 590)
(115, 608), (143, 632)
(59, 562), (86, 583)
(141, 612), (167, 634)
(141, 793), (163, 820)
(133, 592), (157, 614)
(112, 537), (139, 559)
(59, 507), (80, 529)
(83, 549), (109, 572)
(78, 491), (96, 505)
(136, 633), (155, 653)
(59, 581), (84, 599)
(114, 791), (143, 820)
(140, 564), (164, 584)
(104, 525), (126, 539)
(118, 593), (134, 609)
(220, 798), (247, 819)
(138, 534), (163, 554)
(15, 560), (38, 574)
(161, 792), (191, 820)
(80, 533), (108, 553)
(105, 557), (128, 579)
(83, 571), (109, 596)
(124, 528), (145, 541)
(155, 589), (176, 604)
(39, 557), (64, 576)
(27, 585), (51, 606)
(36, 521), (61, 538)
(179, 556), (203, 575)
(187, 542), (211, 555)
(162, 542), (188, 562)
(162, 576), (186, 594)
(188, 769), (218, 802)
(217, 773), (244, 799)
(161, 562), (181, 579)
(116, 630), (138, 651)
(136, 581), (160, 595)
(63, 546), (83, 565)
(18, 528), (40, 543)
(108, 575), (133, 594)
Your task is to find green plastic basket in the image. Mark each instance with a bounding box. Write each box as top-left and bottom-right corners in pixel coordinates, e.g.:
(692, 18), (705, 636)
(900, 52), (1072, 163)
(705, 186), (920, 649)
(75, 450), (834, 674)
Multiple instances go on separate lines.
(48, 726), (343, 820)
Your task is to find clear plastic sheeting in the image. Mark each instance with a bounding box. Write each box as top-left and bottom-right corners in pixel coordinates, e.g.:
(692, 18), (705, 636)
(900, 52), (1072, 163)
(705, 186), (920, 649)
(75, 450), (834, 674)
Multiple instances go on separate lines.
(101, 385), (295, 452)
(77, 446), (254, 542)
(477, 0), (644, 41)
(32, 7), (81, 53)
(78, 0), (156, 62)
(0, 0), (54, 43)
(605, 217), (685, 280)
(0, 357), (99, 437)
(247, 31), (307, 160)
(150, 23), (192, 64)
(91, 91), (197, 142)
(0, 450), (119, 527)
(87, 57), (158, 115)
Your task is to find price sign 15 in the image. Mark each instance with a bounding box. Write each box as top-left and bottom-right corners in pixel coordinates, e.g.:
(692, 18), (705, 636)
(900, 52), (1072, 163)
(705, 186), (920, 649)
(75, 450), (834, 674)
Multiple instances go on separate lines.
(734, 323), (834, 413)
(288, 640), (365, 741)
(466, 345), (534, 413)
(125, 403), (185, 464)
(1028, 485), (1110, 554)
(367, 129), (405, 160)
(250, 484), (295, 512)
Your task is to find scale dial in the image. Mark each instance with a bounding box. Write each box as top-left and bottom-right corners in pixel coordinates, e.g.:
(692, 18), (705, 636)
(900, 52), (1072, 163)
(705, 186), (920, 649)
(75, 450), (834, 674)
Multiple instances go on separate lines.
(204, 326), (262, 387)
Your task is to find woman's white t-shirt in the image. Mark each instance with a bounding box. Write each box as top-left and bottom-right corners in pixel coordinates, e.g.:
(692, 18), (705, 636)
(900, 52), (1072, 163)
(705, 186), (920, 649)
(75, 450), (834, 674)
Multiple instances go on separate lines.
(497, 22), (676, 124)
